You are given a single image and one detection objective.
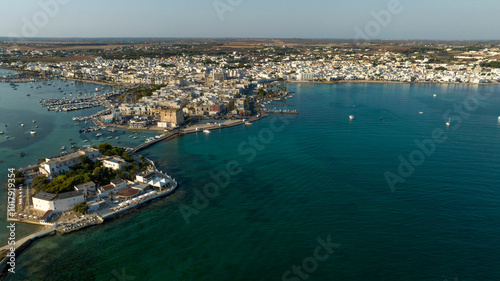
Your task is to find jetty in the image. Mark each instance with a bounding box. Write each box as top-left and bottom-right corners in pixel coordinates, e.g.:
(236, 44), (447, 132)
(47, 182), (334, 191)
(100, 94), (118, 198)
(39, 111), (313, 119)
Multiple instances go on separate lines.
(269, 103), (295, 106)
(0, 227), (56, 275)
(131, 132), (180, 153)
(264, 110), (299, 114)
(131, 115), (268, 153)
(39, 94), (113, 112)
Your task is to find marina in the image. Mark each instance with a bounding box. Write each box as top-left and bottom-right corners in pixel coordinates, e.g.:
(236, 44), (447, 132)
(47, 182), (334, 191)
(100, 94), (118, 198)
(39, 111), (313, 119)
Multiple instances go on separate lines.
(39, 93), (115, 112)
(263, 109), (299, 114)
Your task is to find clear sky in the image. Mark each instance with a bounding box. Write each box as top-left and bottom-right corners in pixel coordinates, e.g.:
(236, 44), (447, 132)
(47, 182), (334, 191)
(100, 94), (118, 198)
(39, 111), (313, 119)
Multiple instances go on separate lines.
(1, 0), (499, 40)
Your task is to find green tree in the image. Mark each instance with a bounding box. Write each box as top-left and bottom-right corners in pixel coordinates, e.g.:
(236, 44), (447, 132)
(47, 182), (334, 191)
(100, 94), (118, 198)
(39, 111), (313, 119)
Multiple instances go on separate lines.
(73, 203), (89, 214)
(32, 175), (50, 193)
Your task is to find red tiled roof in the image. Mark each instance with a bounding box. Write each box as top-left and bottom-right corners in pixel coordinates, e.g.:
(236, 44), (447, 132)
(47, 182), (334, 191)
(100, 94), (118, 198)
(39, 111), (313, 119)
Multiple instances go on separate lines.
(117, 188), (140, 198)
(101, 184), (114, 191)
(40, 210), (52, 221)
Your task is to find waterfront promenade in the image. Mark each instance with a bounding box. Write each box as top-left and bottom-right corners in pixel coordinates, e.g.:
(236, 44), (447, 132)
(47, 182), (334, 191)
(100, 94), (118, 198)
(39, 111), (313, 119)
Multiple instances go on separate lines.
(0, 226), (56, 275)
(0, 227), (55, 254)
(131, 115), (267, 153)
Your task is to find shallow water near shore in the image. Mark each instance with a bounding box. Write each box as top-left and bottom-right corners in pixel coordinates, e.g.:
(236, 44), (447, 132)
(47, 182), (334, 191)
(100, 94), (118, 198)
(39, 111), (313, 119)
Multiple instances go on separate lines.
(3, 81), (500, 280)
(0, 73), (160, 245)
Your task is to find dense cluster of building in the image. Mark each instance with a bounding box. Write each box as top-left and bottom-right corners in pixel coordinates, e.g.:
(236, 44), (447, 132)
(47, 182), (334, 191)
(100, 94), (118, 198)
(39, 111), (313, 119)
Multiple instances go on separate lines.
(2, 44), (500, 127)
(2, 45), (500, 84)
(25, 147), (174, 224)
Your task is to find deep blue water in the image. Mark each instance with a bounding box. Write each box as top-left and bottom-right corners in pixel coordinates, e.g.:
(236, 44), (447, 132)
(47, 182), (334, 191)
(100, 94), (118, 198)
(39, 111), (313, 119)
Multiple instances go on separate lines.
(3, 82), (500, 280)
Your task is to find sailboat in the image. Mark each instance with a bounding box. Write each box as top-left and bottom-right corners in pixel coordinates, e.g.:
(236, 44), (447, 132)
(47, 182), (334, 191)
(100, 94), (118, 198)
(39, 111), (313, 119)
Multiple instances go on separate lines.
(446, 118), (450, 127)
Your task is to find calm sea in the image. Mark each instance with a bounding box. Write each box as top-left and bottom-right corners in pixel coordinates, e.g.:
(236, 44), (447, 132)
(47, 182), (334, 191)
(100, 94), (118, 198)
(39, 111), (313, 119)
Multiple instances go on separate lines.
(0, 70), (158, 244)
(2, 78), (500, 280)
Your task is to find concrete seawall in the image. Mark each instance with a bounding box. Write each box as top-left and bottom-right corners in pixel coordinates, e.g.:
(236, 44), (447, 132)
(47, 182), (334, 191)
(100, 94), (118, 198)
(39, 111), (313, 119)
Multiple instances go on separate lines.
(0, 228), (56, 276)
(100, 183), (179, 221)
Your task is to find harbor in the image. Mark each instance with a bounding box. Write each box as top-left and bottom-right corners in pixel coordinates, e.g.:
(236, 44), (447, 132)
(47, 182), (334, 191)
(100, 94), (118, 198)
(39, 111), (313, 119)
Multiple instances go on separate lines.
(39, 96), (105, 112)
(263, 109), (299, 114)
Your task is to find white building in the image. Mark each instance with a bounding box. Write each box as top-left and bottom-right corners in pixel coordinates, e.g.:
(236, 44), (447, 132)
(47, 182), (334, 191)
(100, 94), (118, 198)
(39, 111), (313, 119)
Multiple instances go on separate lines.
(98, 184), (115, 196)
(136, 171), (171, 189)
(103, 157), (129, 170)
(110, 178), (127, 190)
(297, 73), (314, 81)
(39, 148), (100, 179)
(74, 181), (96, 197)
(33, 191), (85, 213)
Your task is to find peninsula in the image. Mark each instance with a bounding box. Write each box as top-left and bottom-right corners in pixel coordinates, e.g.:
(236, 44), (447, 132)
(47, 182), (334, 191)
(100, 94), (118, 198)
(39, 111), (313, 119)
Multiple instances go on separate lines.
(1, 143), (178, 274)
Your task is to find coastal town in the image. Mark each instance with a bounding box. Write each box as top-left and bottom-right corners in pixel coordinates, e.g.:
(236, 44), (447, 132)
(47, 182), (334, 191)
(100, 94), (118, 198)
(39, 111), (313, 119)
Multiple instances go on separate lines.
(1, 40), (500, 86)
(1, 39), (500, 277)
(1, 40), (499, 135)
(2, 40), (500, 235)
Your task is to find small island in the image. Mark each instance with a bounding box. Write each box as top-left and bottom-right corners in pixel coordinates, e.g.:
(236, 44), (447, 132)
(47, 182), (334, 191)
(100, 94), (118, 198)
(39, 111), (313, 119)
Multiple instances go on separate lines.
(1, 143), (178, 266)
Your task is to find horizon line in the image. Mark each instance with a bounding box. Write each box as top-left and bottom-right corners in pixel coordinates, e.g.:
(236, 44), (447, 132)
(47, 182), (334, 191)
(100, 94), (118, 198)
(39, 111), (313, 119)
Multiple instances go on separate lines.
(1, 36), (500, 43)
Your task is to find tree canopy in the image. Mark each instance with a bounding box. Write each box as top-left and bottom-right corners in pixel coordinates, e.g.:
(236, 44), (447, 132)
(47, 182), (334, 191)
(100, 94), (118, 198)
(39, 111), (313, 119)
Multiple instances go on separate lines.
(97, 143), (132, 161)
(32, 144), (151, 194)
(480, 61), (500, 68)
(73, 203), (89, 214)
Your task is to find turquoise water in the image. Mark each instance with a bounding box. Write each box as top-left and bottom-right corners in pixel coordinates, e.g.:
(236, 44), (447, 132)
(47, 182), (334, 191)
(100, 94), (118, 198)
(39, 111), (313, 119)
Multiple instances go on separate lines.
(3, 81), (500, 280)
(0, 73), (160, 244)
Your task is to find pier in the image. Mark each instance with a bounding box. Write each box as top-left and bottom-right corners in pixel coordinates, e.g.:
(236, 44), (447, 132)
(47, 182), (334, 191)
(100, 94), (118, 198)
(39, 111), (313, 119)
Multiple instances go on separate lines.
(131, 115), (269, 153)
(269, 103), (295, 106)
(39, 94), (112, 112)
(131, 132), (180, 153)
(0, 227), (56, 275)
(264, 110), (299, 114)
